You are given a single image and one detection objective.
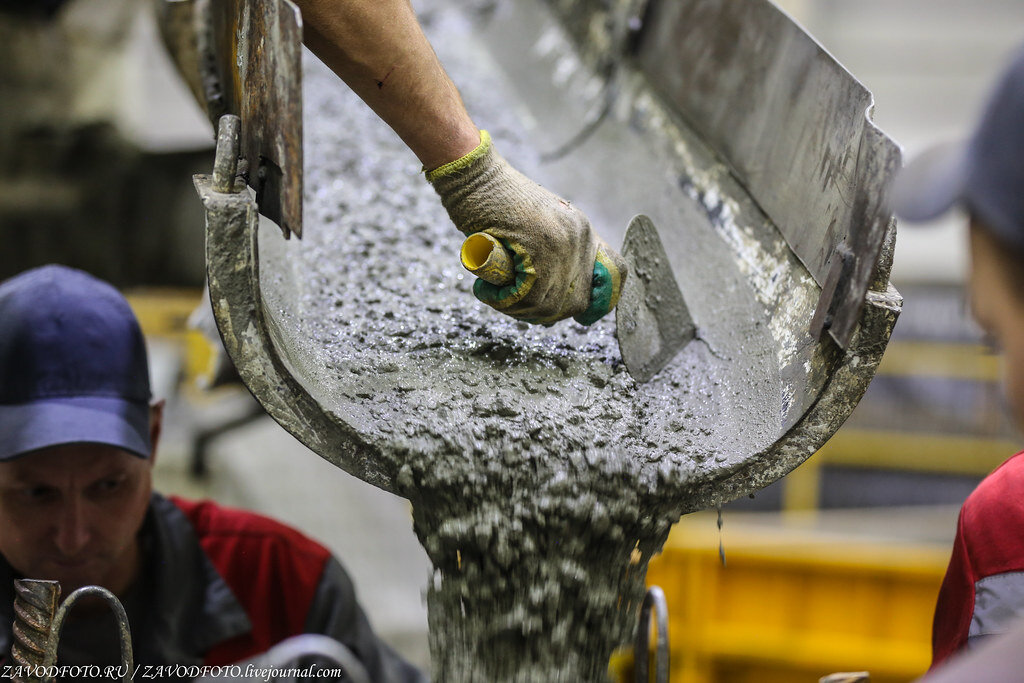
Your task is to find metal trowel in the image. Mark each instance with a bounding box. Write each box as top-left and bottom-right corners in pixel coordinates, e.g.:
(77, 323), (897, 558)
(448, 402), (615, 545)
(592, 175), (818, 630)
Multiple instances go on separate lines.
(460, 214), (695, 382)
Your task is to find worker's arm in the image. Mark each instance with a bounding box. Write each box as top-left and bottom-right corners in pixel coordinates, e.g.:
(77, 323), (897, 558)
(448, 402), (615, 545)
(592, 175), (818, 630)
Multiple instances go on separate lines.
(294, 0), (478, 170)
(294, 0), (627, 325)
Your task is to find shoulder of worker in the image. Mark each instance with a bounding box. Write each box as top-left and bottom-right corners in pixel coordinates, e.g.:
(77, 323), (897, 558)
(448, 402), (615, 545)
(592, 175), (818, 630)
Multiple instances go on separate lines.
(961, 451), (1024, 517)
(163, 493), (334, 568)
(155, 494), (347, 660)
(956, 451), (1024, 574)
(163, 497), (427, 681)
(151, 494), (391, 672)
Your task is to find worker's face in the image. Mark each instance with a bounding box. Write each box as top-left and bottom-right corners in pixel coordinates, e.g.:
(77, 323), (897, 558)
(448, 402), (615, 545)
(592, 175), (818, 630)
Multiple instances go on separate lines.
(968, 223), (1024, 430)
(0, 405), (160, 597)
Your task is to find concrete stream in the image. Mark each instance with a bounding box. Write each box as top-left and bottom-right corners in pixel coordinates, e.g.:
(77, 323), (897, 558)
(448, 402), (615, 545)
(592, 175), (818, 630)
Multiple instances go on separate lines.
(203, 0), (900, 679)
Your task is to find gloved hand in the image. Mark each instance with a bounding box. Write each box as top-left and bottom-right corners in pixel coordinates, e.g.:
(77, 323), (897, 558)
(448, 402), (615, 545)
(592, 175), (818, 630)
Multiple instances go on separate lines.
(426, 131), (628, 325)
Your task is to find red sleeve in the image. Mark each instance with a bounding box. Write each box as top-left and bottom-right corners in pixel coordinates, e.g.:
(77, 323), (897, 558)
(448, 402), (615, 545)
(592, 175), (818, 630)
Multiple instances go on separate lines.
(931, 507), (977, 668)
(168, 496), (332, 665)
(931, 452), (1024, 668)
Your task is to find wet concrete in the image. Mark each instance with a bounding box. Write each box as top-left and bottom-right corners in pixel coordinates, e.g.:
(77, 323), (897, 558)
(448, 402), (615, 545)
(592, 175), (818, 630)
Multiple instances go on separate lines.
(262, 0), (785, 499)
(253, 15), (776, 677)
(205, 0), (899, 679)
(263, 89), (753, 683)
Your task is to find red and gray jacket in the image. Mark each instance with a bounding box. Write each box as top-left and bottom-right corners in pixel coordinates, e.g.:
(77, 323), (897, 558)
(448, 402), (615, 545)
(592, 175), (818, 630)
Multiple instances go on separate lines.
(0, 493), (425, 682)
(932, 451), (1024, 669)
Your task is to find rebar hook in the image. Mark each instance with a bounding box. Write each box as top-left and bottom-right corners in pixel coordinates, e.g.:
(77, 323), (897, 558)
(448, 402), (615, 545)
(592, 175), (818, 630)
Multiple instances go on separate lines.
(634, 585), (669, 683)
(11, 579), (133, 683)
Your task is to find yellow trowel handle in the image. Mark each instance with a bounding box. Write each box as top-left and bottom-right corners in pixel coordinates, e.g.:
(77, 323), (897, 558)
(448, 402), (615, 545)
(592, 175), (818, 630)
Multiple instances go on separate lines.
(460, 233), (515, 286)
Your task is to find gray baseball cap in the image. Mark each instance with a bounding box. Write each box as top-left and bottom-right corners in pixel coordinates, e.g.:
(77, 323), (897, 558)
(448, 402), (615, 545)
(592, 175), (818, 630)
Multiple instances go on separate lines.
(892, 43), (1024, 250)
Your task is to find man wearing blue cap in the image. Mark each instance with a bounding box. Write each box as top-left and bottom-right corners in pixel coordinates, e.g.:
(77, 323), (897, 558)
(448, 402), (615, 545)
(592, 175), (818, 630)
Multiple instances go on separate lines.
(892, 44), (1024, 679)
(0, 265), (424, 680)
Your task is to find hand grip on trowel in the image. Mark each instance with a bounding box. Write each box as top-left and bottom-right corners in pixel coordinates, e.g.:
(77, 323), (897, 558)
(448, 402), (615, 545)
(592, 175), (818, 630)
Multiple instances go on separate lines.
(461, 218), (694, 385)
(461, 233), (515, 286)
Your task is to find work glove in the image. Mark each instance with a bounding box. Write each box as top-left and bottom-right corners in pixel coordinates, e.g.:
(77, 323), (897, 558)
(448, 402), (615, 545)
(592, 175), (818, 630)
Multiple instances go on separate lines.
(426, 130), (628, 325)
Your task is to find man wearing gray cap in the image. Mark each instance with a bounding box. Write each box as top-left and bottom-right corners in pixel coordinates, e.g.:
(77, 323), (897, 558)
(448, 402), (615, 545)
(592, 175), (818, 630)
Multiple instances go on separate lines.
(892, 44), (1024, 679)
(0, 265), (424, 681)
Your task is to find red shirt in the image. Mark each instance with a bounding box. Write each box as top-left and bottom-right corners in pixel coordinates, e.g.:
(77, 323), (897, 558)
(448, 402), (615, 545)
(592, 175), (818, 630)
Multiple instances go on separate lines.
(932, 451), (1024, 668)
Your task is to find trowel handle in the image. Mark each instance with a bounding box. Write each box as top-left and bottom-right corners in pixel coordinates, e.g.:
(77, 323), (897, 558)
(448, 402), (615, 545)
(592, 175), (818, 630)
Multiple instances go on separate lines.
(460, 233), (515, 286)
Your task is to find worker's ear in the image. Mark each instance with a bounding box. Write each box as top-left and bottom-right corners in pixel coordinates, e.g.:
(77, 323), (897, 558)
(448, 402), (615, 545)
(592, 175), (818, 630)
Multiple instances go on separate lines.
(148, 399), (166, 466)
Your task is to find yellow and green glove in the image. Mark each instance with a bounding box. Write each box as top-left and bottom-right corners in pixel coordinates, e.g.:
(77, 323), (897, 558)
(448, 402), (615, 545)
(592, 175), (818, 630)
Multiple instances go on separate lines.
(426, 130), (628, 325)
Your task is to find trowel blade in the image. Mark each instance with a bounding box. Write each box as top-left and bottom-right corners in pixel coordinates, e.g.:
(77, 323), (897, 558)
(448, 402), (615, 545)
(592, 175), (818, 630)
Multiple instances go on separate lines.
(615, 214), (695, 383)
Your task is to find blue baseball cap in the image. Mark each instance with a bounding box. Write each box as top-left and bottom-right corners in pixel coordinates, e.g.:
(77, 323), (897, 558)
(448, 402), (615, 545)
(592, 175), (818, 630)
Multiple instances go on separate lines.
(0, 266), (152, 460)
(892, 43), (1024, 249)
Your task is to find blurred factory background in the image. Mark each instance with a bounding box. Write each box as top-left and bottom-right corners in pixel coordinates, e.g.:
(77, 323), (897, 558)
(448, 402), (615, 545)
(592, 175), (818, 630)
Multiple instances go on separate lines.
(2, 0), (1024, 680)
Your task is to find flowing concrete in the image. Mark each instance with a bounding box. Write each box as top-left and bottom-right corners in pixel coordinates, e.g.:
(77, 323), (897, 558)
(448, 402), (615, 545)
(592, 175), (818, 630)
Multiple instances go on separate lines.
(198, 0), (900, 679)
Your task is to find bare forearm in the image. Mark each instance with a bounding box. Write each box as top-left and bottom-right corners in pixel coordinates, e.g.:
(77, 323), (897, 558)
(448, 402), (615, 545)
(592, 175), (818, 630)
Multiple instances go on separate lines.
(295, 0), (480, 169)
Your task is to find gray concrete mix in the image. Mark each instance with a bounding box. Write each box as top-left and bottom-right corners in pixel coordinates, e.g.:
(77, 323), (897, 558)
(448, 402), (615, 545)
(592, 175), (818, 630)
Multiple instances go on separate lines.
(252, 15), (776, 681)
(201, 0), (899, 680)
